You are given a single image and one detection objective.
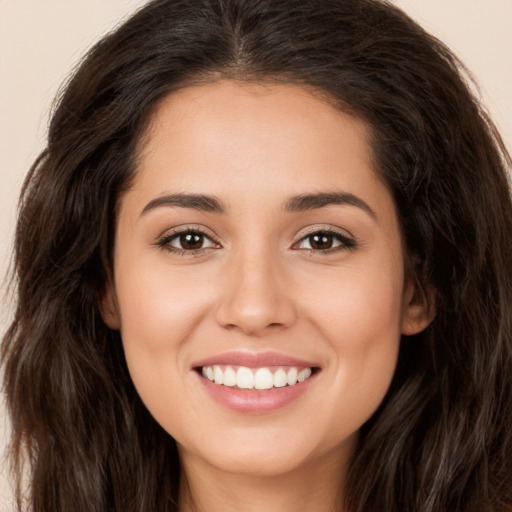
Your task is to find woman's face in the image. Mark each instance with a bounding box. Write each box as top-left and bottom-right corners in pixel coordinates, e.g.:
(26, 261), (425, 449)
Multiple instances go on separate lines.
(104, 81), (429, 478)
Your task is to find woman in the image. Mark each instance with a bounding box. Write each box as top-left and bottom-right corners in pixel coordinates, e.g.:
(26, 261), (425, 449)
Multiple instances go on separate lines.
(2, 0), (512, 511)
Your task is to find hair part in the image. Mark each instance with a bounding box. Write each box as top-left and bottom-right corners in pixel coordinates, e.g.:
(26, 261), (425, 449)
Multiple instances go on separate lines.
(3, 1), (512, 511)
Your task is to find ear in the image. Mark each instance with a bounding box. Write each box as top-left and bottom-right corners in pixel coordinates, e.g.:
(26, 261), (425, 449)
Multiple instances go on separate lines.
(100, 282), (121, 330)
(401, 274), (436, 336)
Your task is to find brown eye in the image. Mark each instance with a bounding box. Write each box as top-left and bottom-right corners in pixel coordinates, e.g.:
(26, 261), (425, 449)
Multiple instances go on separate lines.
(295, 230), (355, 252)
(158, 229), (218, 253)
(179, 232), (205, 250)
(308, 233), (334, 250)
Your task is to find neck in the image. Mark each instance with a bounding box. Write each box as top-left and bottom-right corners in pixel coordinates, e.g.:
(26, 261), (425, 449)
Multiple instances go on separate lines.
(178, 445), (352, 512)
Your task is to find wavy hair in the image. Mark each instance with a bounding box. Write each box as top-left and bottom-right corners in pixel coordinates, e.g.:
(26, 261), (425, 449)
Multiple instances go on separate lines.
(3, 1), (512, 511)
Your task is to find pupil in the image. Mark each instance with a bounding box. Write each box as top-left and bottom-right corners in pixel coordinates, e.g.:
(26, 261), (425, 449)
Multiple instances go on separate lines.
(180, 232), (203, 250)
(311, 233), (333, 250)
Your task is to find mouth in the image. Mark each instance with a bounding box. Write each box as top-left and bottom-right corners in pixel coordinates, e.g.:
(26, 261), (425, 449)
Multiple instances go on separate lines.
(192, 351), (320, 412)
(197, 364), (317, 391)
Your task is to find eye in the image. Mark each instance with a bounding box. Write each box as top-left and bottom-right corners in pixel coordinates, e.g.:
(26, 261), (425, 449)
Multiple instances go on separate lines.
(156, 228), (219, 253)
(294, 229), (356, 252)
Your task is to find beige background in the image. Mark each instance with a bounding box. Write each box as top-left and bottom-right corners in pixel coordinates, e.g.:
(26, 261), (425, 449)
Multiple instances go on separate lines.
(1, 0), (511, 507)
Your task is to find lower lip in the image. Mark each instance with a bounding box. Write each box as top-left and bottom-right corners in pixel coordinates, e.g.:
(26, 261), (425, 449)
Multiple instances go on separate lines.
(197, 372), (317, 413)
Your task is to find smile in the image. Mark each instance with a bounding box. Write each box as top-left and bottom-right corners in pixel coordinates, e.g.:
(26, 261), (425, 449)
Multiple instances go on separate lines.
(193, 351), (320, 412)
(201, 365), (313, 390)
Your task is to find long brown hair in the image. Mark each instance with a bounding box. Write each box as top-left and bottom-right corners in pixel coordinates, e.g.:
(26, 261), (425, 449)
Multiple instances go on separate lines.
(3, 1), (512, 511)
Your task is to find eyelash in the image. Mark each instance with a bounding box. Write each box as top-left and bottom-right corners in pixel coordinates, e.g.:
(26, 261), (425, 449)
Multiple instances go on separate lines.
(155, 227), (219, 256)
(292, 228), (356, 254)
(155, 227), (356, 255)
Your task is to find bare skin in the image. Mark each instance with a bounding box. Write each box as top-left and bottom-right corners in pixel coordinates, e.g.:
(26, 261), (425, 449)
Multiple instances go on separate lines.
(102, 81), (432, 512)
(179, 444), (348, 512)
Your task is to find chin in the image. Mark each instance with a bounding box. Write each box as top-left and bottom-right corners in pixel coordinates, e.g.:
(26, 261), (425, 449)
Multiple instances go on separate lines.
(176, 421), (358, 480)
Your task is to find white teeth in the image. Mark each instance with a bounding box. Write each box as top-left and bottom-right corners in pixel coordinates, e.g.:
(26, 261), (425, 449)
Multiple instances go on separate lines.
(254, 368), (273, 390)
(201, 365), (314, 390)
(286, 367), (298, 386)
(213, 365), (223, 385)
(297, 368), (312, 382)
(223, 366), (237, 387)
(273, 368), (287, 388)
(237, 367), (254, 389)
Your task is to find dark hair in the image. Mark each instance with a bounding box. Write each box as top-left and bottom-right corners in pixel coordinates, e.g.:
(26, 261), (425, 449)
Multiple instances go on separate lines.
(3, 0), (512, 511)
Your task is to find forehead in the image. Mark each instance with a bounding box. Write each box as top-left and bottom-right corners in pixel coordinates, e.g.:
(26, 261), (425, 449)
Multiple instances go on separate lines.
(132, 81), (381, 197)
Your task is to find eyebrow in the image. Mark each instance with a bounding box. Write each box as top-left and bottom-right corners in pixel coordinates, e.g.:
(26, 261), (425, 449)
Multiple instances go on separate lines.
(284, 192), (377, 220)
(140, 193), (227, 216)
(140, 191), (377, 220)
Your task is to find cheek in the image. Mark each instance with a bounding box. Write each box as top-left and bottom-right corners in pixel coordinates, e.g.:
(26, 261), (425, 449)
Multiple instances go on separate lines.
(303, 261), (403, 426)
(116, 258), (211, 347)
(113, 260), (213, 410)
(306, 257), (404, 344)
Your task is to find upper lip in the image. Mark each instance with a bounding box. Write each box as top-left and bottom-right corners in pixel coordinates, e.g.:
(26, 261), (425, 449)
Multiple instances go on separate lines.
(192, 350), (319, 369)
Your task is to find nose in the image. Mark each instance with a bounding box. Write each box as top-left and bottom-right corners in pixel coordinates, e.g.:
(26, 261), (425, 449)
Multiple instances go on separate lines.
(214, 249), (297, 336)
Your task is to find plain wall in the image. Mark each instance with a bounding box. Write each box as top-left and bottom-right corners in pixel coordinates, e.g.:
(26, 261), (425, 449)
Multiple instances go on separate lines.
(1, 0), (511, 507)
